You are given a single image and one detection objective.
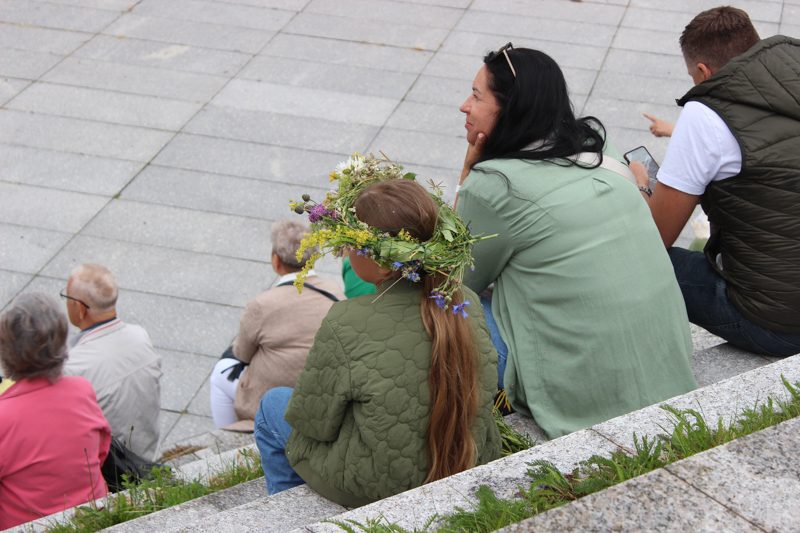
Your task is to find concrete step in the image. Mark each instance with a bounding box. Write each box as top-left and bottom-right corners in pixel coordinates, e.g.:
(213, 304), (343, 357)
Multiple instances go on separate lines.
(291, 353), (800, 532)
(168, 484), (346, 533)
(163, 428), (254, 468)
(102, 478), (266, 533)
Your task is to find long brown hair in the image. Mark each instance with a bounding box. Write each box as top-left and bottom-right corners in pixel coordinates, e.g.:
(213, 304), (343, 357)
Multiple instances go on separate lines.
(354, 180), (478, 482)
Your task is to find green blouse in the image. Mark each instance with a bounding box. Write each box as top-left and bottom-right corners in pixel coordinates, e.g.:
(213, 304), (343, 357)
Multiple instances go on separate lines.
(457, 152), (697, 438)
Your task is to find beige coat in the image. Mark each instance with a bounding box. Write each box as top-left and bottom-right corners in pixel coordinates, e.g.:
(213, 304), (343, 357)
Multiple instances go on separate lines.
(233, 275), (344, 420)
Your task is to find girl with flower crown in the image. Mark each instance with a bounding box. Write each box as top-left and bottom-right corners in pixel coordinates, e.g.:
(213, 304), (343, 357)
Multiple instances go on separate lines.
(254, 174), (501, 505)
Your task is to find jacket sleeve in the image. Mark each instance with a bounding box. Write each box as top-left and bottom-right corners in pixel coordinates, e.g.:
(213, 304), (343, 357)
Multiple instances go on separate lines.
(232, 300), (262, 364)
(457, 185), (515, 293)
(285, 317), (350, 442)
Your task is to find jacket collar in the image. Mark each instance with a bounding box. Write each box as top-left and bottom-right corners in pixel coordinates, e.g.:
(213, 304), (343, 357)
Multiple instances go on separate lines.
(73, 317), (125, 346)
(0, 377), (54, 400)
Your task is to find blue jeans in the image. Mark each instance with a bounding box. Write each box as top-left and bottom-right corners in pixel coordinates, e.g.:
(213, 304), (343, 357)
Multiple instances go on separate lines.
(480, 294), (508, 388)
(254, 387), (304, 494)
(669, 247), (800, 357)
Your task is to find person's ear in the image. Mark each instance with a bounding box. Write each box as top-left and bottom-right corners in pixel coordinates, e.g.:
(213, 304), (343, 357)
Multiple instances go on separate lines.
(697, 62), (713, 81)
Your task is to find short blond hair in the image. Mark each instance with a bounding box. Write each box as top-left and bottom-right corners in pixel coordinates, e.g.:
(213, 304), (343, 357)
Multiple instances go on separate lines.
(69, 263), (118, 313)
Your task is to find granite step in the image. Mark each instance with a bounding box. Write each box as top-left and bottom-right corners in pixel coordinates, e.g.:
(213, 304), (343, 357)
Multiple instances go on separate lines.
(498, 415), (800, 532)
(290, 353), (800, 532)
(102, 478), (267, 533)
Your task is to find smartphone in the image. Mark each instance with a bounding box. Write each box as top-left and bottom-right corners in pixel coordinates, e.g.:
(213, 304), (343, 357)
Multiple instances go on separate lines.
(623, 146), (659, 190)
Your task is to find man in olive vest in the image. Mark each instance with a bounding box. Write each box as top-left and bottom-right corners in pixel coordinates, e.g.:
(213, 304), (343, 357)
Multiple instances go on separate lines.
(631, 6), (800, 357)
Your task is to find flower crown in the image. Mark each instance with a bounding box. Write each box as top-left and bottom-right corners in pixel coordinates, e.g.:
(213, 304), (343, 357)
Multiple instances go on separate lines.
(290, 153), (493, 314)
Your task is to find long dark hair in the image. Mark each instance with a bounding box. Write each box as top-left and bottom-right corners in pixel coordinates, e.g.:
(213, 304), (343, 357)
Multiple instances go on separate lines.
(476, 47), (606, 168)
(354, 180), (478, 482)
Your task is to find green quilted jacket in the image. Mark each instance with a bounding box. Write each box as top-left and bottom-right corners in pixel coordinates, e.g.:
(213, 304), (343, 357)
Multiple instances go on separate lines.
(284, 280), (502, 507)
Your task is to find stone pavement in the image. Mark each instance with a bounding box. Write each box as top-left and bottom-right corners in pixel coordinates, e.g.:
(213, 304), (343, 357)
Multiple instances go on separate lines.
(1, 0), (797, 451)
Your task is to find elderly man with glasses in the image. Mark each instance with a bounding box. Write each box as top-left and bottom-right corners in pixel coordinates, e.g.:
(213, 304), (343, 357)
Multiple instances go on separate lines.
(61, 263), (162, 462)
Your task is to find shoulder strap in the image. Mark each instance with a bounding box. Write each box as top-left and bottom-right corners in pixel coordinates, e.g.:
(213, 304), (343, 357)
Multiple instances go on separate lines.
(276, 280), (340, 303)
(573, 152), (636, 184)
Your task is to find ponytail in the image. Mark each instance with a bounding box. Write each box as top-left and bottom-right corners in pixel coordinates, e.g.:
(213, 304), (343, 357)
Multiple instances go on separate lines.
(420, 275), (478, 482)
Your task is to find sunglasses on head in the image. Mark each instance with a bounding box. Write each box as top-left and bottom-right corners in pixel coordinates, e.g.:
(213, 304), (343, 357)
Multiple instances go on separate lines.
(487, 42), (516, 78)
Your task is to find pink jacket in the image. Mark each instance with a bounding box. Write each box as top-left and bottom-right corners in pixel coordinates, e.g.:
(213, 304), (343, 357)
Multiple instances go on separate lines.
(0, 376), (111, 529)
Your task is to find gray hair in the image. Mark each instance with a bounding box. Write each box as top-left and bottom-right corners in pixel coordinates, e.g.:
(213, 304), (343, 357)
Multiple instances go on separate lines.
(0, 293), (68, 382)
(69, 263), (118, 313)
(271, 219), (316, 269)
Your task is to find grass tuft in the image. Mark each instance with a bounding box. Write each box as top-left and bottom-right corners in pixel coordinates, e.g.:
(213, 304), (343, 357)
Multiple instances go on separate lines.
(341, 377), (800, 533)
(46, 448), (263, 532)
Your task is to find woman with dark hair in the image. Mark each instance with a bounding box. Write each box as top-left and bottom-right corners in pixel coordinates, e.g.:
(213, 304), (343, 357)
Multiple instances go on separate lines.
(254, 155), (501, 505)
(0, 293), (110, 529)
(457, 45), (697, 438)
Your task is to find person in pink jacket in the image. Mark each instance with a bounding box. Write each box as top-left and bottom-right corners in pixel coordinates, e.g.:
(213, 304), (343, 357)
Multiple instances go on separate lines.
(0, 293), (111, 530)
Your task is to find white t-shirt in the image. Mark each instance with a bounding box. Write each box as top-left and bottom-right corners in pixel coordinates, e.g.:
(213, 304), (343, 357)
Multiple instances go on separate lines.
(657, 101), (742, 195)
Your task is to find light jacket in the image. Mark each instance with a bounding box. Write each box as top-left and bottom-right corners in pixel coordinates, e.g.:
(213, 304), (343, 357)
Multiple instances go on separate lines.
(233, 274), (344, 420)
(285, 281), (502, 507)
(64, 318), (162, 461)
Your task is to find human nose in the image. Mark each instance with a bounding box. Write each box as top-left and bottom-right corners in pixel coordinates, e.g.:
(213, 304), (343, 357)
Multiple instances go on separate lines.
(459, 97), (470, 114)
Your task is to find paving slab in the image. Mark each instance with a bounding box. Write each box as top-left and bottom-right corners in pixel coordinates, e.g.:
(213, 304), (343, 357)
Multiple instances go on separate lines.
(667, 416), (800, 532)
(74, 35), (251, 77)
(0, 182), (108, 232)
(41, 235), (271, 307)
(692, 343), (773, 388)
(0, 224), (72, 274)
(0, 49), (63, 81)
(120, 165), (304, 219)
(368, 128), (466, 171)
(499, 467), (761, 533)
(0, 0), (122, 33)
(0, 109), (173, 161)
(440, 32), (609, 71)
(0, 143), (143, 195)
(103, 478), (266, 533)
(152, 134), (344, 185)
(305, 0), (462, 29)
(263, 33), (433, 73)
(0, 21), (91, 55)
(83, 199), (272, 261)
(160, 349), (218, 412)
(212, 79), (398, 127)
(284, 12), (449, 50)
(184, 106), (378, 155)
(105, 14), (276, 54)
(133, 0), (295, 31)
(176, 485), (346, 533)
(473, 0), (625, 25)
(8, 82), (202, 130)
(0, 269), (32, 311)
(42, 57), (229, 102)
(238, 55), (418, 98)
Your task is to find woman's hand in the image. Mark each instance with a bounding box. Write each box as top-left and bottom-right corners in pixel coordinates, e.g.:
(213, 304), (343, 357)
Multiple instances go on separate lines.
(642, 113), (674, 137)
(460, 132), (487, 183)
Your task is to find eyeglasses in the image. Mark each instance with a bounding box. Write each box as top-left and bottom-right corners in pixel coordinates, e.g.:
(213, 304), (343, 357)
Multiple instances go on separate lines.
(60, 290), (90, 309)
(487, 42), (516, 78)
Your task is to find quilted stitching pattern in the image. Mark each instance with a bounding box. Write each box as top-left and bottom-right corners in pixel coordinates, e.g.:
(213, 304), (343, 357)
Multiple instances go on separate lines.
(285, 281), (501, 504)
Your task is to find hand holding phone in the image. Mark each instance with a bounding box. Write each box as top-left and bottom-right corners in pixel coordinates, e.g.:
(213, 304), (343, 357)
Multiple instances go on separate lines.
(623, 146), (659, 190)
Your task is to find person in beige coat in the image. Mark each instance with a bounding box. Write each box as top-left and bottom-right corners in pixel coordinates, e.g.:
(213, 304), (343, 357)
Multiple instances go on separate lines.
(210, 220), (344, 429)
(62, 263), (162, 461)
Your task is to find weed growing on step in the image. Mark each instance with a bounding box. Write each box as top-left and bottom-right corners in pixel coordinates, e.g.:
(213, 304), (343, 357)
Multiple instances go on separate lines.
(46, 448), (263, 533)
(336, 377), (800, 533)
